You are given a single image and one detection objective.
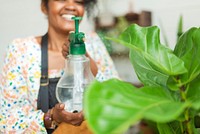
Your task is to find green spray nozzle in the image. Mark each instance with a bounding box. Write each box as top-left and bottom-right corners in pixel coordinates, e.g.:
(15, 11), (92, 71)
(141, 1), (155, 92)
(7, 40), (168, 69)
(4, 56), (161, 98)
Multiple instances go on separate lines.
(72, 16), (81, 33)
(69, 16), (86, 55)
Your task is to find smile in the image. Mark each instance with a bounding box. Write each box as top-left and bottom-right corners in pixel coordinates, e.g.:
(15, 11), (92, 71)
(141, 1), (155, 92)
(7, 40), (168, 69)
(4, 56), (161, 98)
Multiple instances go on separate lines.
(62, 14), (75, 21)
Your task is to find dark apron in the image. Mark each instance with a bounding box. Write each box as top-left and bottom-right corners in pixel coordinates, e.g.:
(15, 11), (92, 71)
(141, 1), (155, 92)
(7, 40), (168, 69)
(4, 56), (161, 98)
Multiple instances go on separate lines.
(37, 33), (60, 134)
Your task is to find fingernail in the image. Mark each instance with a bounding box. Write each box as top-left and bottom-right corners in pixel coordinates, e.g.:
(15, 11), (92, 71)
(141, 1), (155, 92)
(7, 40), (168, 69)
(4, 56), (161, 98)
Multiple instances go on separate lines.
(60, 103), (64, 108)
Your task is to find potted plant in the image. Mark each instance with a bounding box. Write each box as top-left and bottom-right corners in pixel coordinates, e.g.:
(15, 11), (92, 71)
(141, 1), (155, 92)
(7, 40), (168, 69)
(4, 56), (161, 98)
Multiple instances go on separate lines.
(83, 23), (200, 134)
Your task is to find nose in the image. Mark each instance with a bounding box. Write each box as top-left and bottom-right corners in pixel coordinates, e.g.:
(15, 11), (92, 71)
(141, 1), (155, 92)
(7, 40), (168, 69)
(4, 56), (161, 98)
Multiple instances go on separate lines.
(64, 0), (77, 12)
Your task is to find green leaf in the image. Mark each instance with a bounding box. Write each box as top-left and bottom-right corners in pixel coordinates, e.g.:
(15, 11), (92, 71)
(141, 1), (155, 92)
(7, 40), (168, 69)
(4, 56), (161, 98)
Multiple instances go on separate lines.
(129, 48), (169, 87)
(118, 24), (187, 75)
(157, 123), (176, 134)
(157, 121), (182, 134)
(177, 15), (183, 40)
(84, 79), (188, 134)
(107, 24), (187, 87)
(187, 75), (200, 110)
(174, 27), (200, 85)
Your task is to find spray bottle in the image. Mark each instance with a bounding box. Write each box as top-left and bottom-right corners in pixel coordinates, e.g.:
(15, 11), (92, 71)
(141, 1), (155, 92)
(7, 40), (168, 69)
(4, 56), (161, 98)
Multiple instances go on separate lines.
(56, 17), (94, 113)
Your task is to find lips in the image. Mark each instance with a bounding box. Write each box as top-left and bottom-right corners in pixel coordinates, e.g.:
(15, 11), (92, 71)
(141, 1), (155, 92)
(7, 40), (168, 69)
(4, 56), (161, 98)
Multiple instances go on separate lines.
(62, 14), (75, 21)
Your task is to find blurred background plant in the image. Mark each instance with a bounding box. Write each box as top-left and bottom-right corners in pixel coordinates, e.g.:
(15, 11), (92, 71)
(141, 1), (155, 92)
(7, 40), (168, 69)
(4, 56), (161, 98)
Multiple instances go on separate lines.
(97, 16), (130, 54)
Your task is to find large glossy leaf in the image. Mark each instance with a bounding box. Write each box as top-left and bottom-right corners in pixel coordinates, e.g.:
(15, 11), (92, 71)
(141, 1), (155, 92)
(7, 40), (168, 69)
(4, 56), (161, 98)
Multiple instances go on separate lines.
(129, 48), (169, 87)
(84, 79), (188, 134)
(107, 24), (187, 87)
(173, 27), (200, 84)
(118, 24), (187, 75)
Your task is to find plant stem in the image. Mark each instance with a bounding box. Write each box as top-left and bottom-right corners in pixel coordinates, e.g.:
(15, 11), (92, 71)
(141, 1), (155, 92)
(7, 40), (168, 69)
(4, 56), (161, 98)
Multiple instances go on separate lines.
(180, 86), (193, 134)
(180, 121), (184, 133)
(180, 86), (186, 101)
(185, 108), (194, 134)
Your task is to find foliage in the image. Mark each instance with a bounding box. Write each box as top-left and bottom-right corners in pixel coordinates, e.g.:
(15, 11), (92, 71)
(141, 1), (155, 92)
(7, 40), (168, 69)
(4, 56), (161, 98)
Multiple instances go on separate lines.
(84, 24), (200, 134)
(177, 15), (183, 40)
(97, 16), (130, 54)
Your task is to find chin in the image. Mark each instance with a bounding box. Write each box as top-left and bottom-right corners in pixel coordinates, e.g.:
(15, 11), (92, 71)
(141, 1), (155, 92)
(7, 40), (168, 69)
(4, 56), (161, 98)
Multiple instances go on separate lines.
(60, 28), (74, 34)
(64, 24), (75, 31)
(66, 27), (75, 32)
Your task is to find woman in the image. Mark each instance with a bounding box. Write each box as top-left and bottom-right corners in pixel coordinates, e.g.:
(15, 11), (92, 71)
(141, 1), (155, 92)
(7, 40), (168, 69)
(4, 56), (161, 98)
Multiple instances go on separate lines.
(0, 0), (118, 133)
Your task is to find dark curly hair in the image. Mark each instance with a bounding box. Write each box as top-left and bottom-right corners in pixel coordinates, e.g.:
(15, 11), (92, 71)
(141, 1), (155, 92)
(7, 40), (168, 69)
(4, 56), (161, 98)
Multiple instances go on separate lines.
(41, 0), (97, 17)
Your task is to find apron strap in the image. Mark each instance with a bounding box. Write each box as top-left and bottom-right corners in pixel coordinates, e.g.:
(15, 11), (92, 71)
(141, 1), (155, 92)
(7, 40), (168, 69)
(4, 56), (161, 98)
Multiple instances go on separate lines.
(37, 33), (49, 113)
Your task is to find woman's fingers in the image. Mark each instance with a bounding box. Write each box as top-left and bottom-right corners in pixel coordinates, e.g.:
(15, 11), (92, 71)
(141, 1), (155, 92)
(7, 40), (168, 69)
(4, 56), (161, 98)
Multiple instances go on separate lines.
(62, 111), (84, 126)
(55, 103), (65, 110)
(53, 103), (65, 123)
(62, 50), (68, 58)
(53, 103), (84, 126)
(62, 42), (69, 58)
(68, 112), (83, 126)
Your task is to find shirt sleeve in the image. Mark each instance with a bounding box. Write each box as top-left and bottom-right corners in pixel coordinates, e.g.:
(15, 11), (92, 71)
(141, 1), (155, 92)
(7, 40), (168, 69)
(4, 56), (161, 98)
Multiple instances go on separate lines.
(85, 32), (119, 82)
(0, 41), (46, 133)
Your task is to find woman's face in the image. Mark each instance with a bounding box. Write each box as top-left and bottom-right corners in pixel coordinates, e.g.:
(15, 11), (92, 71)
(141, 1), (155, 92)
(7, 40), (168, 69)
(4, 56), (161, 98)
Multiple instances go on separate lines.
(43, 0), (85, 33)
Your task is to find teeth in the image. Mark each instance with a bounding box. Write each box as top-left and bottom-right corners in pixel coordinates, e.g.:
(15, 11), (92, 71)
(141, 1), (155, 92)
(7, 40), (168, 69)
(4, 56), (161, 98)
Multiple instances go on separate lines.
(62, 14), (75, 20)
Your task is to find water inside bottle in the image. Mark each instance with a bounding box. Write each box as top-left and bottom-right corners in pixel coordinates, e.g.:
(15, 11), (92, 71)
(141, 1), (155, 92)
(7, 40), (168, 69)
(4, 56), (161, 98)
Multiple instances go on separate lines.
(56, 84), (88, 112)
(56, 86), (74, 112)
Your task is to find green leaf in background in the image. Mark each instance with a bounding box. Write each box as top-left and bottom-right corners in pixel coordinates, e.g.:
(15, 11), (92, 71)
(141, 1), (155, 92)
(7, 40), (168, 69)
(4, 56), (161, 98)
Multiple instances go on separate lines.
(174, 27), (200, 84)
(157, 121), (183, 134)
(157, 123), (176, 134)
(84, 79), (188, 134)
(118, 24), (187, 76)
(129, 49), (169, 87)
(107, 24), (187, 87)
(187, 75), (200, 110)
(177, 15), (183, 40)
(167, 26), (200, 90)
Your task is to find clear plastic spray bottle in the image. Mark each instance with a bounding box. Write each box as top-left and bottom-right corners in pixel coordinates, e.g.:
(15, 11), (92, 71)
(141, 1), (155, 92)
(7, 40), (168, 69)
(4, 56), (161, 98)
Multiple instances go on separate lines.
(56, 17), (94, 113)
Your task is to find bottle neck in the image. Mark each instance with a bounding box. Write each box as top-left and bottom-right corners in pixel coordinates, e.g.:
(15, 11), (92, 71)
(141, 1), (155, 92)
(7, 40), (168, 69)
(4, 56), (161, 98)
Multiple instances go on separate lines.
(65, 54), (89, 64)
(67, 54), (87, 59)
(64, 54), (92, 75)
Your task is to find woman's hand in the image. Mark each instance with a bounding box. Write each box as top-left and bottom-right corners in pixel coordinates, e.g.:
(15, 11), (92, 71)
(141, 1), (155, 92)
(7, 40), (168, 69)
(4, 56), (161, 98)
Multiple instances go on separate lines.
(53, 103), (84, 126)
(62, 42), (69, 58)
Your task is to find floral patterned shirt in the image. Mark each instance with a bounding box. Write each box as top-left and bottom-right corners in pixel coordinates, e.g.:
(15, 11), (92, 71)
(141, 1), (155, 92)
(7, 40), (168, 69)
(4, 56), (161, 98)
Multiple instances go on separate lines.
(0, 32), (119, 133)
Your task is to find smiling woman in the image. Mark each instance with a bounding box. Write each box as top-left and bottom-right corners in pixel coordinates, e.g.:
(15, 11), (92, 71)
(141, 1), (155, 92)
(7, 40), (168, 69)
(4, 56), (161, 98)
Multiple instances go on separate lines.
(0, 0), (119, 133)
(41, 0), (85, 34)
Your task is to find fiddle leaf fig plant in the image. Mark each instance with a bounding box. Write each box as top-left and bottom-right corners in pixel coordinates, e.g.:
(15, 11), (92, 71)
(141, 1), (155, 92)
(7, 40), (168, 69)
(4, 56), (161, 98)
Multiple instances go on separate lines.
(84, 24), (200, 134)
